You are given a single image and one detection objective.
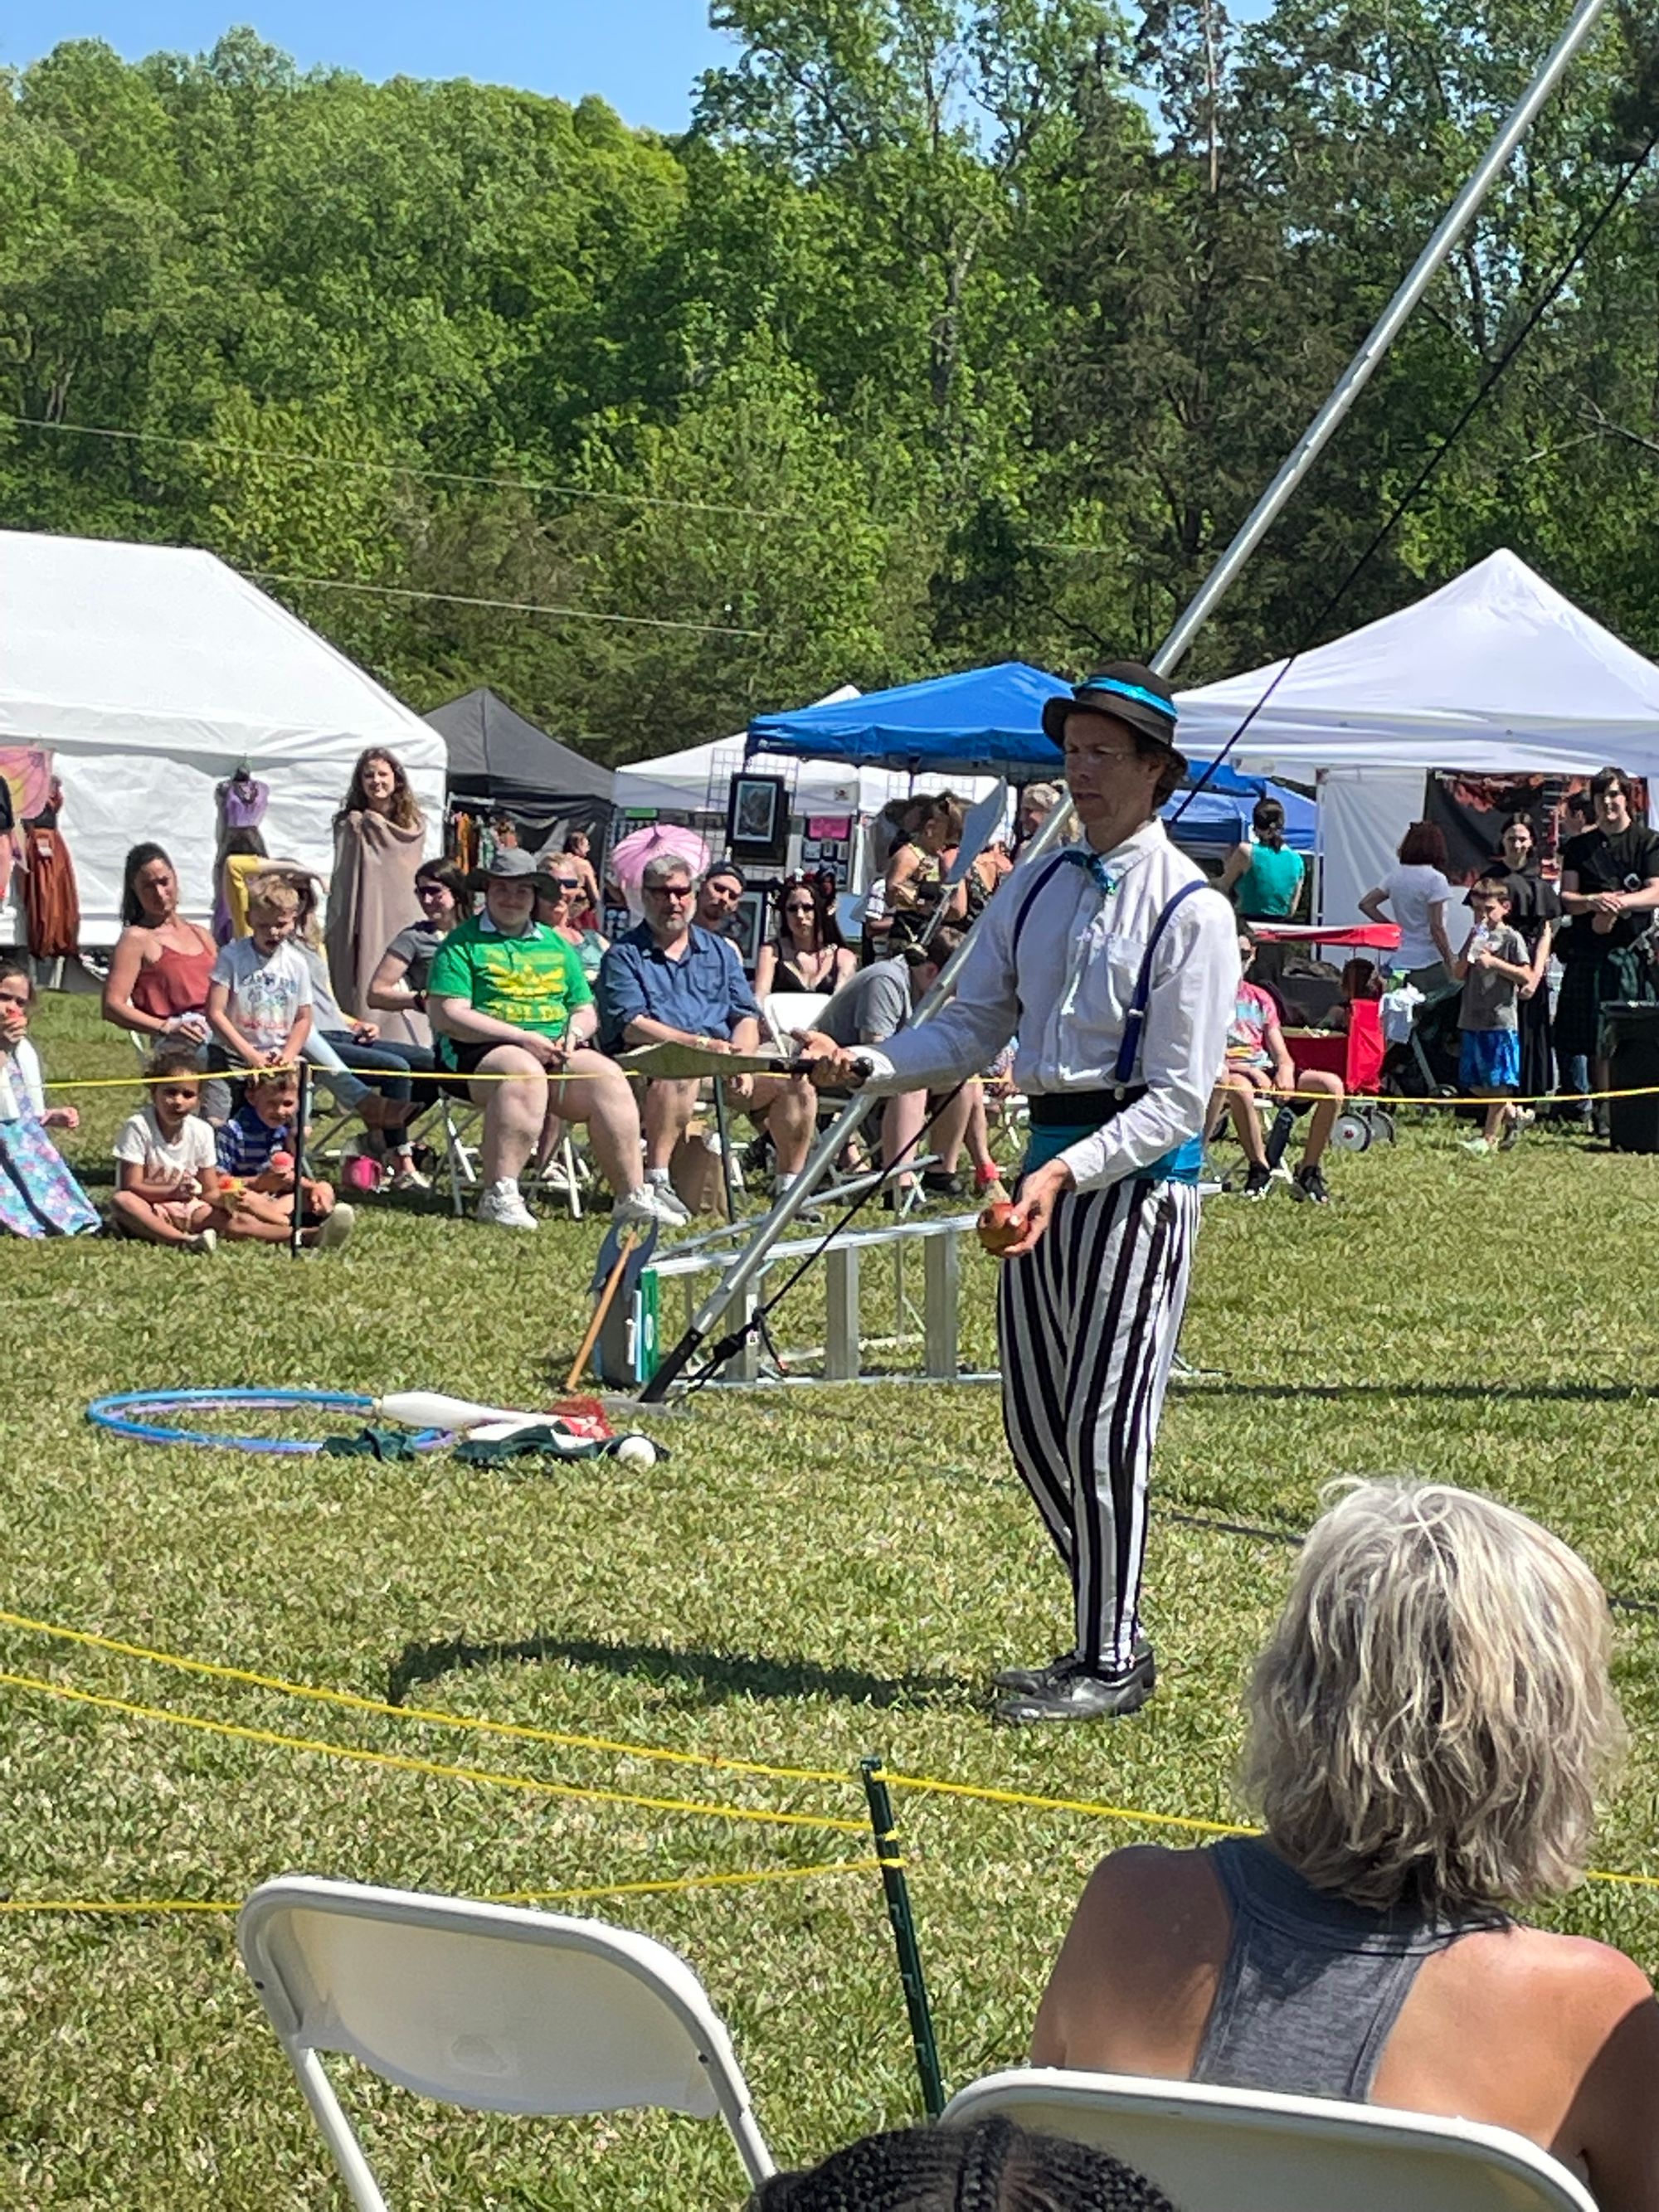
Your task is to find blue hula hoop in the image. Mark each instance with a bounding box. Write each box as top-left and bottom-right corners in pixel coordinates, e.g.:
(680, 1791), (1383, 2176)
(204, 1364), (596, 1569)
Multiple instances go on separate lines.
(85, 1388), (450, 1457)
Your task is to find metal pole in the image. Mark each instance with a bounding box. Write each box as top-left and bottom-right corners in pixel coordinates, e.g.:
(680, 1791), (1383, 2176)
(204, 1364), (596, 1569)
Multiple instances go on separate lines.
(1152, 0), (1608, 679)
(640, 0), (1603, 1398)
(289, 1058), (310, 1262)
(860, 1757), (945, 2120)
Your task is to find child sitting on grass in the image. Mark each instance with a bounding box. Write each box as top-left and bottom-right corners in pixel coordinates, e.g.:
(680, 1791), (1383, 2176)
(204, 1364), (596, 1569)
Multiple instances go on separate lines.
(0, 953), (99, 1239)
(213, 1067), (356, 1249)
(1454, 879), (1532, 1154)
(111, 1048), (224, 1252)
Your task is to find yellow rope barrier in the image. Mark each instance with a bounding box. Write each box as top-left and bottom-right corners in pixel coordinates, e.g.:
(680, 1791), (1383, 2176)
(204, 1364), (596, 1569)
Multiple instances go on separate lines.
(0, 1671), (865, 1836)
(0, 1858), (882, 1919)
(5, 1612), (1657, 1890)
(0, 1607), (851, 1787)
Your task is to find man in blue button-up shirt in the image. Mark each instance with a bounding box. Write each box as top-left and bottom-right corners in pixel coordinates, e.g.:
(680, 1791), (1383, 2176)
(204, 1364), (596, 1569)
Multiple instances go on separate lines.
(598, 853), (817, 1215)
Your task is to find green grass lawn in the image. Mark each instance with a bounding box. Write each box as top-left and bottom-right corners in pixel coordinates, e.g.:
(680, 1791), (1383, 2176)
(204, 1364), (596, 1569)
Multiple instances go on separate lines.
(5, 991), (1659, 2207)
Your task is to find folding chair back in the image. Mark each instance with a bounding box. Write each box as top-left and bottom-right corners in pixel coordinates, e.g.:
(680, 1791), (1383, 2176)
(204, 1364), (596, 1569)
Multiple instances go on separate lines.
(941, 2069), (1593, 2212)
(761, 991), (829, 1053)
(238, 1876), (774, 2209)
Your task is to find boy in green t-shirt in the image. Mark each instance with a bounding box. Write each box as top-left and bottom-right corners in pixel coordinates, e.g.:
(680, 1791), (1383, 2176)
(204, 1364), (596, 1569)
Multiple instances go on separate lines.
(426, 851), (678, 1233)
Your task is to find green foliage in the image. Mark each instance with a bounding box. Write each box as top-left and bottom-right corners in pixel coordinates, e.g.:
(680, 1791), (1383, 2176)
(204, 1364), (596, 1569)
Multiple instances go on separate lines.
(3, 0), (1659, 749)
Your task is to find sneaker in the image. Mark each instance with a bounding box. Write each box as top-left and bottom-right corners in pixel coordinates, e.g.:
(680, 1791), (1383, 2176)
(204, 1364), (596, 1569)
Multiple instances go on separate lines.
(774, 1176), (823, 1223)
(391, 1164), (431, 1191)
(614, 1183), (684, 1232)
(183, 1228), (218, 1255)
(1241, 1164), (1273, 1201)
(995, 1637), (1153, 1699)
(1496, 1124), (1521, 1152)
(1461, 1135), (1493, 1156)
(995, 1646), (1157, 1725)
(475, 1179), (538, 1231)
(1291, 1163), (1331, 1204)
(644, 1174), (691, 1224)
(313, 1201), (356, 1250)
(921, 1167), (966, 1198)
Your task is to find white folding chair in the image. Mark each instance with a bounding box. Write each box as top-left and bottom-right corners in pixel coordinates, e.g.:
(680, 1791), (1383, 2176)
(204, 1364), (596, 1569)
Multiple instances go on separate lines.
(237, 1876), (775, 2210)
(940, 2069), (1593, 2212)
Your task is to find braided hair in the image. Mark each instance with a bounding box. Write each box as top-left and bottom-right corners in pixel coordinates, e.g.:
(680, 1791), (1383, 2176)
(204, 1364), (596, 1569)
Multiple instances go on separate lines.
(748, 2116), (1176, 2212)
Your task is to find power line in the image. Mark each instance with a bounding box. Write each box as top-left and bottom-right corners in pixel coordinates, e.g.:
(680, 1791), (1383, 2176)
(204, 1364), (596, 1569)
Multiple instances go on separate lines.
(249, 569), (764, 637)
(0, 411), (799, 522)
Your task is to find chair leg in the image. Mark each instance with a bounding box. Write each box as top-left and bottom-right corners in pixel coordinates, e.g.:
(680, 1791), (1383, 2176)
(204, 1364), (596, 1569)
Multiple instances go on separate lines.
(562, 1133), (582, 1223)
(290, 2048), (391, 2212)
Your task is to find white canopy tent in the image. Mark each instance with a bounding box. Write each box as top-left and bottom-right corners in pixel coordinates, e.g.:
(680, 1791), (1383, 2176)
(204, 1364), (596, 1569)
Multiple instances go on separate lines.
(0, 531), (445, 943)
(1175, 550), (1659, 922)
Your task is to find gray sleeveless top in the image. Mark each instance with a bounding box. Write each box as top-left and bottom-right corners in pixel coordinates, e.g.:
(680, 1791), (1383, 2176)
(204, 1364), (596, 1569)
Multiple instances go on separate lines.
(1192, 1836), (1502, 2101)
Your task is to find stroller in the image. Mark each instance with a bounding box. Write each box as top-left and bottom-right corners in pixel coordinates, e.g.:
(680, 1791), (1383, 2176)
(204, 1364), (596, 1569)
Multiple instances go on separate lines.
(1380, 982), (1463, 1099)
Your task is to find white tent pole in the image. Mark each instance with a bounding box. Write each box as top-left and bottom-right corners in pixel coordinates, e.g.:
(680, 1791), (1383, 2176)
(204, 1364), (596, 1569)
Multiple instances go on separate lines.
(637, 0), (1605, 1400)
(1154, 0), (1608, 679)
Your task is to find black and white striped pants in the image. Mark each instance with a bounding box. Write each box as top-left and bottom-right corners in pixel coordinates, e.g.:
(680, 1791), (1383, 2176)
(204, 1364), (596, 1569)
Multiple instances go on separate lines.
(996, 1177), (1199, 1675)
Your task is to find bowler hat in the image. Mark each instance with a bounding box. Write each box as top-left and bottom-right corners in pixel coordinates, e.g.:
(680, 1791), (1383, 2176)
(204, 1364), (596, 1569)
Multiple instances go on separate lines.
(1041, 662), (1184, 760)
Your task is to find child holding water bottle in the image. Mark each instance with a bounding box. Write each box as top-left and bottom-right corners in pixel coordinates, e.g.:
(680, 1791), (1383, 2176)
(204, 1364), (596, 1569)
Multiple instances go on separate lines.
(1453, 881), (1533, 1154)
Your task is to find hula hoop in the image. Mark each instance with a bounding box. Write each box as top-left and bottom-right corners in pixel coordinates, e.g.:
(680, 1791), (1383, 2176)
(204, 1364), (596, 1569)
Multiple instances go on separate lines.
(85, 1388), (451, 1457)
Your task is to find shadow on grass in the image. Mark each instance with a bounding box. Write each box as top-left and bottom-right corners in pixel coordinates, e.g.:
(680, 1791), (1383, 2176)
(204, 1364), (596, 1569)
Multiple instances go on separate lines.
(1185, 1378), (1652, 1403)
(387, 1630), (971, 1711)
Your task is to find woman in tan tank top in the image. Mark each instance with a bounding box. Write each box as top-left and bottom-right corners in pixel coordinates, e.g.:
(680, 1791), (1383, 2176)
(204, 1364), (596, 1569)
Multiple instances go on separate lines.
(1032, 1481), (1659, 2210)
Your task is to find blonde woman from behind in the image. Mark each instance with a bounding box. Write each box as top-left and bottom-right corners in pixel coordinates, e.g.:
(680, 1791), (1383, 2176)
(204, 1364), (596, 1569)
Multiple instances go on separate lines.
(1032, 1480), (1659, 2211)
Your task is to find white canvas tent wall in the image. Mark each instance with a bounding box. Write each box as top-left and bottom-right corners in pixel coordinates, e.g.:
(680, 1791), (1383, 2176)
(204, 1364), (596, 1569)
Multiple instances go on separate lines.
(1174, 550), (1659, 921)
(0, 531), (445, 944)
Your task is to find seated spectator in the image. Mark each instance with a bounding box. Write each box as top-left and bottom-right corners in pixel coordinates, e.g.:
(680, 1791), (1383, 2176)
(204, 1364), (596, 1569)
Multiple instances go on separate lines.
(1013, 780), (1062, 860)
(694, 858), (746, 941)
(102, 842), (231, 1119)
(426, 848), (674, 1233)
(1453, 878), (1532, 1156)
(805, 928), (1002, 1204)
(754, 876), (856, 1001)
(206, 878), (313, 1074)
(557, 828), (602, 927)
(214, 1066), (355, 1248)
(1031, 1480), (1659, 2209)
(747, 2116), (1173, 2210)
(598, 852), (816, 1216)
(1322, 957), (1383, 1032)
(367, 858), (470, 1044)
(284, 867), (427, 1185)
(884, 795), (967, 926)
(110, 1048), (226, 1252)
(1209, 923), (1342, 1203)
(534, 865), (609, 984)
(0, 953), (98, 1239)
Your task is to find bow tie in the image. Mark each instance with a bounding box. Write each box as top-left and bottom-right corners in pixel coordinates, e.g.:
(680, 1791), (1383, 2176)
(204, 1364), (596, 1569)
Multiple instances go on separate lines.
(1061, 848), (1120, 897)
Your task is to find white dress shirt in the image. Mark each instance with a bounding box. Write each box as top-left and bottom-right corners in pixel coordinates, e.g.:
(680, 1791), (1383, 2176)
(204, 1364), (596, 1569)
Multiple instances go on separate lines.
(859, 819), (1240, 1192)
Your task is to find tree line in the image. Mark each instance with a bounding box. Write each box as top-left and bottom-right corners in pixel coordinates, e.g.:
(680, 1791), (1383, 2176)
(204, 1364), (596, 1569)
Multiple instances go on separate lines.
(3, 0), (1659, 762)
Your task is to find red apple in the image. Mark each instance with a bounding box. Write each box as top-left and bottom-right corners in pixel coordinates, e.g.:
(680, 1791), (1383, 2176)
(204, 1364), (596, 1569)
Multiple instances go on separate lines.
(977, 1198), (1024, 1255)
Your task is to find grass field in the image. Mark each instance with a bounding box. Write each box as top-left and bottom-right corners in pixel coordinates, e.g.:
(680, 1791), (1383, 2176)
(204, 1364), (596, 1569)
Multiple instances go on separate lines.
(5, 990), (1659, 2209)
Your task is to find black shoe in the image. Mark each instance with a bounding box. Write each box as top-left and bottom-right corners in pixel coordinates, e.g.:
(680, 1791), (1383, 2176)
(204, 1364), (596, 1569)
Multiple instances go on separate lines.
(1241, 1164), (1273, 1201)
(994, 1636), (1152, 1699)
(996, 1657), (1155, 1726)
(993, 1652), (1081, 1696)
(1290, 1162), (1330, 1204)
(922, 1167), (966, 1197)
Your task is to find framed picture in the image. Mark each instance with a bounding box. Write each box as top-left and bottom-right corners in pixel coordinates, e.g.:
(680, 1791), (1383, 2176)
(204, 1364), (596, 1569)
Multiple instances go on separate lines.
(727, 772), (790, 866)
(731, 887), (769, 974)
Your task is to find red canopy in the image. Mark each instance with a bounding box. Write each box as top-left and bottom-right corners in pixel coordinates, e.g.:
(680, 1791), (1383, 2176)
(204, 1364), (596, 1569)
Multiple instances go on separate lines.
(1251, 921), (1400, 949)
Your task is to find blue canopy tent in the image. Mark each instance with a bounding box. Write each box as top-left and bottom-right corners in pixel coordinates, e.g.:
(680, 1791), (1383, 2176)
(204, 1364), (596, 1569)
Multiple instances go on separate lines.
(1165, 776), (1316, 851)
(748, 660), (1069, 775)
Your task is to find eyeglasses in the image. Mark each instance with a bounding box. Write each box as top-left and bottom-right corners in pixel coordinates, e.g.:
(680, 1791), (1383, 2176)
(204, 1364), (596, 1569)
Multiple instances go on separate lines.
(553, 878), (582, 892)
(784, 903), (815, 916)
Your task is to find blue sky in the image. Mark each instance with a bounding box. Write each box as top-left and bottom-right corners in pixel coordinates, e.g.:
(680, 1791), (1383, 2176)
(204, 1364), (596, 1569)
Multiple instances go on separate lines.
(3, 2), (737, 133)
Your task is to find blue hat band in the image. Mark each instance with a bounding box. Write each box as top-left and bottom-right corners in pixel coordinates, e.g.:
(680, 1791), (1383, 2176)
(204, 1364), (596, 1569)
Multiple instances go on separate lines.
(1075, 675), (1178, 727)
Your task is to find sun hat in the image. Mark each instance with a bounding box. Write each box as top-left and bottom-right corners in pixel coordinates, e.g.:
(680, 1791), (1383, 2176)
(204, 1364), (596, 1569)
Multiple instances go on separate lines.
(470, 848), (557, 897)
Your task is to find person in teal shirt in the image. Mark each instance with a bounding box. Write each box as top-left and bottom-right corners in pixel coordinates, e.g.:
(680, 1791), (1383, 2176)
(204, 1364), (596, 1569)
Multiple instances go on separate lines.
(1220, 798), (1305, 920)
